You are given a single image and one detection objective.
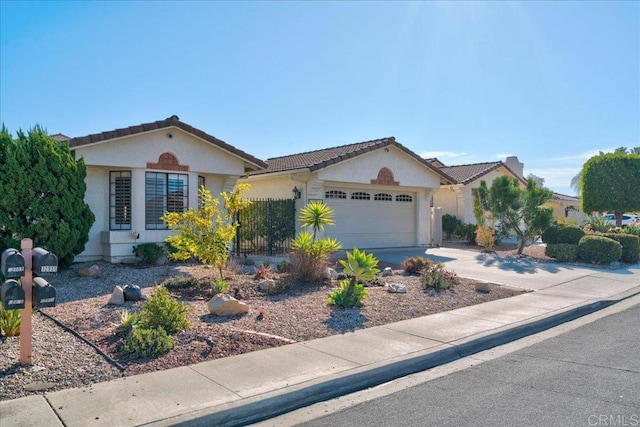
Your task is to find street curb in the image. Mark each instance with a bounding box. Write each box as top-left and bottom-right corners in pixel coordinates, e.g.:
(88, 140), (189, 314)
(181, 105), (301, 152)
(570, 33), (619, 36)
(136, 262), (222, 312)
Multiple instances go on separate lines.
(148, 286), (640, 427)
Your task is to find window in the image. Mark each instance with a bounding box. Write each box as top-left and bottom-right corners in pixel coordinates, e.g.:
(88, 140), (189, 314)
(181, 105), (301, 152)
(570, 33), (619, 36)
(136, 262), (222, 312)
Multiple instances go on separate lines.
(351, 192), (371, 200)
(325, 190), (346, 199)
(396, 194), (413, 202)
(374, 193), (392, 201)
(110, 171), (131, 230)
(146, 172), (188, 229)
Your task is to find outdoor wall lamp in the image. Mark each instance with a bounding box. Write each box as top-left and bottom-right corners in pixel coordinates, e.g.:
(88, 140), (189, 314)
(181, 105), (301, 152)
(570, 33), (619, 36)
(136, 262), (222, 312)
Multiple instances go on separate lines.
(292, 186), (302, 200)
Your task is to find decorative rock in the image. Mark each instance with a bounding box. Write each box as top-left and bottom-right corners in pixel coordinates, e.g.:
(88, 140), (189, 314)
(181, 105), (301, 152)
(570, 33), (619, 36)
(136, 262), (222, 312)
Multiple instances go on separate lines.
(258, 279), (276, 292)
(207, 294), (250, 316)
(108, 286), (125, 305)
(387, 283), (407, 294)
(78, 264), (100, 277)
(475, 282), (491, 293)
(123, 284), (144, 301)
(382, 267), (393, 277)
(326, 267), (338, 279)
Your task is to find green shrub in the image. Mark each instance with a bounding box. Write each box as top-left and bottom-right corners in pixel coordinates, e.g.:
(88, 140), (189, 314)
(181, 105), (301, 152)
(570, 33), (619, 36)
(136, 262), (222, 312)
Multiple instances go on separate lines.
(475, 225), (496, 251)
(212, 277), (230, 294)
(455, 223), (477, 244)
(401, 256), (431, 275)
(161, 276), (199, 290)
(603, 233), (639, 264)
(327, 279), (369, 308)
(543, 225), (585, 245)
(290, 232), (341, 284)
(442, 214), (462, 239)
(623, 224), (640, 236)
(138, 286), (190, 334)
(577, 236), (623, 264)
(0, 307), (21, 337)
(133, 243), (165, 264)
(545, 243), (578, 262)
(584, 215), (613, 233)
(122, 327), (174, 358)
(421, 262), (456, 290)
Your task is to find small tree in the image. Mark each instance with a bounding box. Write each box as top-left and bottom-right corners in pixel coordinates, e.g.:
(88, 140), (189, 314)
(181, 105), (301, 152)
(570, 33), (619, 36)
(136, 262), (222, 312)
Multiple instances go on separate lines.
(290, 201), (341, 284)
(473, 176), (553, 254)
(0, 126), (95, 268)
(581, 152), (640, 227)
(162, 184), (251, 278)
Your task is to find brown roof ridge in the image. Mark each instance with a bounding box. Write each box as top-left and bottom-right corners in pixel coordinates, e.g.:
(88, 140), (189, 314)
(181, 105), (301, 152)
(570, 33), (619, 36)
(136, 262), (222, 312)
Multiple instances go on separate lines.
(66, 115), (267, 170)
(441, 160), (501, 169)
(266, 136), (395, 161)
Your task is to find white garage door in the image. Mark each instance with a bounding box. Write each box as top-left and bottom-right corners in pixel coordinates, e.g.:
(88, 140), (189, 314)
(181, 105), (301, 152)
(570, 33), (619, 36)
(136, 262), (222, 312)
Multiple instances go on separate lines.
(323, 188), (416, 249)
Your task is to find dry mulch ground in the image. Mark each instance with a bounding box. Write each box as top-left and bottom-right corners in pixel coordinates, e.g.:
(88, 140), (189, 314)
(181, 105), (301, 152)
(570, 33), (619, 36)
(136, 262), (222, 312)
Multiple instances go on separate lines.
(1, 243), (533, 401)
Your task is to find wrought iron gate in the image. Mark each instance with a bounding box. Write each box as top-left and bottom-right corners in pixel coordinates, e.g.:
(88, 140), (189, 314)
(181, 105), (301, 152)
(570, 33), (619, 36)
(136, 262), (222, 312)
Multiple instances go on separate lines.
(234, 198), (296, 256)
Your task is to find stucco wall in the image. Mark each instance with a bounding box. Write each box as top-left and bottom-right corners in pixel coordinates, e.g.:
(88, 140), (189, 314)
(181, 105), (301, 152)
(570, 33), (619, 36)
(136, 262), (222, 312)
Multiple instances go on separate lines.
(316, 146), (442, 188)
(73, 129), (246, 263)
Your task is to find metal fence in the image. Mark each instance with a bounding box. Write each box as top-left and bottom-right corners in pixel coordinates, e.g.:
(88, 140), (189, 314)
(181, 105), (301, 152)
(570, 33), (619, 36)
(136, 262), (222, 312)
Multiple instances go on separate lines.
(234, 198), (296, 256)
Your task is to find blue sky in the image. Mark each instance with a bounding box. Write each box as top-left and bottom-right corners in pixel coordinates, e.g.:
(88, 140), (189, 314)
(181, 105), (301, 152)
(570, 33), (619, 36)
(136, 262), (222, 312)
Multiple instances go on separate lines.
(1, 1), (638, 196)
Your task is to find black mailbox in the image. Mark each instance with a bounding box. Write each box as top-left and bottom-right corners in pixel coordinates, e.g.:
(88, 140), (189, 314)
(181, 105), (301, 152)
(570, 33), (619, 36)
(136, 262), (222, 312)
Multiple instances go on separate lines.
(32, 247), (58, 276)
(1, 249), (26, 279)
(1, 279), (26, 310)
(33, 277), (56, 308)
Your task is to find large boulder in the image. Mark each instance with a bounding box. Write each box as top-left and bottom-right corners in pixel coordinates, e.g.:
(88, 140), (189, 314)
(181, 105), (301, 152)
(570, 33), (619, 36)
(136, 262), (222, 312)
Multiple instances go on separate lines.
(207, 294), (250, 316)
(108, 286), (125, 305)
(78, 264), (100, 278)
(123, 284), (144, 301)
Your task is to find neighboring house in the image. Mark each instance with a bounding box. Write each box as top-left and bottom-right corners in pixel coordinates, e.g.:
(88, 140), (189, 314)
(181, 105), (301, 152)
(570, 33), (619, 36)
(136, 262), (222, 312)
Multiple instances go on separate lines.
(60, 115), (267, 262)
(239, 137), (455, 249)
(431, 156), (527, 224)
(547, 193), (586, 224)
(431, 156), (586, 227)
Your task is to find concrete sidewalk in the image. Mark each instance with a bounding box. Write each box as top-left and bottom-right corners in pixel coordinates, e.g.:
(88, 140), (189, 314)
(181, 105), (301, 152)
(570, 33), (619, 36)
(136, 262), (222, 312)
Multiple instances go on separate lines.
(2, 249), (639, 427)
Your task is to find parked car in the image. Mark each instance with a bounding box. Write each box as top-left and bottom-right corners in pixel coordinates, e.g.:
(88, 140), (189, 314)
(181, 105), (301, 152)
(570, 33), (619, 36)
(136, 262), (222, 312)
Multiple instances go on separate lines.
(602, 213), (640, 227)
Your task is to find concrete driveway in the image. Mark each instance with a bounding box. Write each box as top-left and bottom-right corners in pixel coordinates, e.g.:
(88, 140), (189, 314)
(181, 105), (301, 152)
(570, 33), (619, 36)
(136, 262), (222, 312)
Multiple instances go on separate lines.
(368, 246), (640, 291)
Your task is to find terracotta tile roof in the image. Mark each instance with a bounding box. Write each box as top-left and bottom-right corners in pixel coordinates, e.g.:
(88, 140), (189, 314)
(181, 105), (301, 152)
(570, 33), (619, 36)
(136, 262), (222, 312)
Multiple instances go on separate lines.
(438, 161), (526, 185)
(65, 115), (267, 170)
(251, 137), (455, 184)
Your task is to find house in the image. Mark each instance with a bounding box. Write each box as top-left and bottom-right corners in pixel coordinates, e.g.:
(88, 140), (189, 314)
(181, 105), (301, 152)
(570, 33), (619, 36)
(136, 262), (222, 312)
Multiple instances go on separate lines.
(239, 137), (455, 249)
(431, 156), (527, 224)
(431, 156), (586, 226)
(61, 115), (267, 263)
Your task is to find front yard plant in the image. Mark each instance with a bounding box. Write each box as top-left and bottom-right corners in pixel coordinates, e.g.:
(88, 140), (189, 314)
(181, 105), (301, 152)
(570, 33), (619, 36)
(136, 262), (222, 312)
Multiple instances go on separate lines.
(138, 286), (190, 334)
(421, 261), (456, 291)
(122, 326), (174, 358)
(162, 184), (251, 279)
(328, 248), (379, 308)
(577, 235), (622, 265)
(0, 307), (21, 337)
(290, 201), (341, 284)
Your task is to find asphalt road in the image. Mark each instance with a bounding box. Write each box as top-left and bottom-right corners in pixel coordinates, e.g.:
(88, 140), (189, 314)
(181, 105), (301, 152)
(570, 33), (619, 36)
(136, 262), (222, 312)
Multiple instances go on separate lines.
(282, 297), (640, 427)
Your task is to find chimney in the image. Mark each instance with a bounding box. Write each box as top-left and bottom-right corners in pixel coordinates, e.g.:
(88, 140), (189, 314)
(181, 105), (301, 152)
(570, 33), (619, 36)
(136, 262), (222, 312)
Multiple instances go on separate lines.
(504, 156), (524, 178)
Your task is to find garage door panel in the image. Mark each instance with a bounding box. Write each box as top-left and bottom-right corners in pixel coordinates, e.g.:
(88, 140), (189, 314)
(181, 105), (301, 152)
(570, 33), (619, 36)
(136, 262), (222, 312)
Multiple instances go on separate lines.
(324, 188), (416, 249)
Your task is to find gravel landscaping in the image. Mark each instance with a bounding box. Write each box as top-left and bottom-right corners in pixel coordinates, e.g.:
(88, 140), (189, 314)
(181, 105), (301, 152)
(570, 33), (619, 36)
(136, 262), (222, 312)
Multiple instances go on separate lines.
(1, 244), (532, 401)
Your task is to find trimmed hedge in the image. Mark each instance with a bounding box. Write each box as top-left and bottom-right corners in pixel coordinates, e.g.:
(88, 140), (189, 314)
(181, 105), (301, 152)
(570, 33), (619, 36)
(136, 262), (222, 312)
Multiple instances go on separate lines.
(577, 235), (622, 264)
(542, 225), (585, 245)
(545, 243), (578, 262)
(603, 233), (640, 264)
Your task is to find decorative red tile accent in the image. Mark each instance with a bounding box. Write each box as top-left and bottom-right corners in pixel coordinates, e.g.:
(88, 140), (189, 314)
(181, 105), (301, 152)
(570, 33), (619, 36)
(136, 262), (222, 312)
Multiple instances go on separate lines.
(147, 152), (189, 171)
(371, 167), (399, 186)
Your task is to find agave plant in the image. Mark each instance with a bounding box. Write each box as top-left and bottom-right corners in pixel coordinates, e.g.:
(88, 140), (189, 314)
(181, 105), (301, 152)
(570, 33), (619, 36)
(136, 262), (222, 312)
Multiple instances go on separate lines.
(328, 248), (380, 308)
(585, 215), (612, 233)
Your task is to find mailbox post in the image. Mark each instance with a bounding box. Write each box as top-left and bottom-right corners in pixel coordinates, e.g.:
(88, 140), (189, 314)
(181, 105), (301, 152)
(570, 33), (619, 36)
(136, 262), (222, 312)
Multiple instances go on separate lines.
(20, 239), (33, 365)
(0, 239), (58, 365)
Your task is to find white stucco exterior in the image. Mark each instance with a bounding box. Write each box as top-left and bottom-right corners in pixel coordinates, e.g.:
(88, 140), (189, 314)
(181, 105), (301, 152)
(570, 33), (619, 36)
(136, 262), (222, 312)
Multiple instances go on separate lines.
(72, 126), (251, 262)
(241, 146), (443, 248)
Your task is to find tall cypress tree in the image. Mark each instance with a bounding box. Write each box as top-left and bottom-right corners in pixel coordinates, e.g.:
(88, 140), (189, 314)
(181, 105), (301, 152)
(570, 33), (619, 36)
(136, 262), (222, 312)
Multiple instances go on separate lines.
(0, 126), (95, 268)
